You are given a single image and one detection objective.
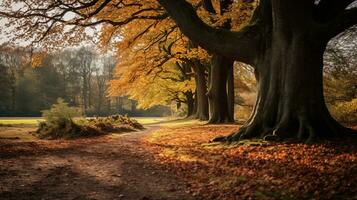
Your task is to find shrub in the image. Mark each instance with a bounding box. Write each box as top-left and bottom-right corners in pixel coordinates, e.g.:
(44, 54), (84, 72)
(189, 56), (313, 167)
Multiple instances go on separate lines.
(36, 105), (144, 139)
(86, 115), (144, 132)
(36, 99), (97, 139)
(41, 98), (80, 125)
(36, 120), (102, 139)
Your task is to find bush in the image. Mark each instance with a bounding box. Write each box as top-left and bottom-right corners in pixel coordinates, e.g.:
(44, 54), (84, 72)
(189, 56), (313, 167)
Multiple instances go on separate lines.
(36, 120), (102, 139)
(86, 115), (144, 132)
(36, 104), (144, 139)
(41, 98), (80, 125)
(328, 98), (357, 125)
(36, 99), (97, 139)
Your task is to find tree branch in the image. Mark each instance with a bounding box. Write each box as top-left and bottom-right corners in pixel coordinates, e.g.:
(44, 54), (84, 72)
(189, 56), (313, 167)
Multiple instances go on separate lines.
(157, 0), (260, 65)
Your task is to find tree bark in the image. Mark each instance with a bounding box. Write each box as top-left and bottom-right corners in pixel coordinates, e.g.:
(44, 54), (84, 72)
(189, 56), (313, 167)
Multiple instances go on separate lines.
(225, 31), (353, 142)
(82, 76), (88, 114)
(222, 0), (356, 142)
(159, 0), (357, 142)
(192, 62), (209, 120)
(158, 0), (258, 64)
(207, 55), (235, 123)
(203, 0), (235, 124)
(185, 91), (195, 118)
(227, 64), (235, 120)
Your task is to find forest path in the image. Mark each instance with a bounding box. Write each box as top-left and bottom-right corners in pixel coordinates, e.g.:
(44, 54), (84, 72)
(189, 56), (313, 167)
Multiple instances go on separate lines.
(0, 125), (196, 200)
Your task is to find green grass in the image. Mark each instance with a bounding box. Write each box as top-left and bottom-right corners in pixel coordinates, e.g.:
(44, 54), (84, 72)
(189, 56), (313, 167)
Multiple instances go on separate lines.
(0, 117), (202, 127)
(0, 117), (165, 126)
(0, 118), (44, 125)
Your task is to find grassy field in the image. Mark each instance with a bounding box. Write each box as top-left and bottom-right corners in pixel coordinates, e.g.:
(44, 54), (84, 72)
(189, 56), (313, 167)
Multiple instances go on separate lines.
(0, 117), (167, 126)
(0, 117), (44, 125)
(0, 117), (203, 141)
(0, 117), (205, 126)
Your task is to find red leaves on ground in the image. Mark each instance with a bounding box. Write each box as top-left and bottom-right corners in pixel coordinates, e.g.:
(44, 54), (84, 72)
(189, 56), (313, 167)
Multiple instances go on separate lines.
(143, 125), (357, 200)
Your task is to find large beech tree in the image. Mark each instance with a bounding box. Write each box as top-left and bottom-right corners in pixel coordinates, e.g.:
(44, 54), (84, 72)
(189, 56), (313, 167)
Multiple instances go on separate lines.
(158, 0), (357, 142)
(1, 0), (356, 142)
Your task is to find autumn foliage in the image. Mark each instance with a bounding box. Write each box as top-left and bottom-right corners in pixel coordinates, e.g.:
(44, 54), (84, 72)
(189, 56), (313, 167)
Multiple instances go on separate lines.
(144, 125), (357, 199)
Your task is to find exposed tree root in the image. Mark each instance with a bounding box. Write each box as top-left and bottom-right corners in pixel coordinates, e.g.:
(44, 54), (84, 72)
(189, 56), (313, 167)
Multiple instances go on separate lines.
(213, 115), (357, 144)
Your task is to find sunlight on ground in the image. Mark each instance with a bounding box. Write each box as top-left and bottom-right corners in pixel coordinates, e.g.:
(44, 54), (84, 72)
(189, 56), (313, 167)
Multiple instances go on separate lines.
(132, 117), (166, 125)
(143, 124), (357, 199)
(156, 118), (205, 127)
(0, 127), (37, 141)
(0, 118), (43, 125)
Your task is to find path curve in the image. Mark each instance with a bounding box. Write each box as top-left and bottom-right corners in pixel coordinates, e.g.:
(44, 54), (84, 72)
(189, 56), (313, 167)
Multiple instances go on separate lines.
(0, 125), (196, 200)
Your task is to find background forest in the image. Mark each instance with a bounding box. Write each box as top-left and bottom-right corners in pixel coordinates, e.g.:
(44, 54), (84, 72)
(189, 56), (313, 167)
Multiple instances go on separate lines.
(0, 46), (170, 117)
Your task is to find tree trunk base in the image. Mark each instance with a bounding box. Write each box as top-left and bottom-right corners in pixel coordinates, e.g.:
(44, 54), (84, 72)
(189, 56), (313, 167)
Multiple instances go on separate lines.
(208, 116), (235, 124)
(213, 115), (357, 143)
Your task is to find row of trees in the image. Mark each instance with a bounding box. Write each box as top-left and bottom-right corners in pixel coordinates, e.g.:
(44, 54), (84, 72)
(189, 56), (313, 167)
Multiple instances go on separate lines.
(0, 0), (356, 142)
(105, 0), (257, 123)
(0, 46), (169, 116)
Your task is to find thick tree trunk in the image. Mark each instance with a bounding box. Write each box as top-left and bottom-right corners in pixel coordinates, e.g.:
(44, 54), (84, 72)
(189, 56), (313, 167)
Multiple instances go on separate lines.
(193, 62), (209, 120)
(223, 28), (353, 143)
(227, 64), (235, 121)
(160, 0), (357, 142)
(207, 55), (235, 124)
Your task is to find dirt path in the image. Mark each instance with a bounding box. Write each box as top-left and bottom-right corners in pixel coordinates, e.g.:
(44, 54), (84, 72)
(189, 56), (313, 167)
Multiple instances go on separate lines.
(0, 126), (196, 200)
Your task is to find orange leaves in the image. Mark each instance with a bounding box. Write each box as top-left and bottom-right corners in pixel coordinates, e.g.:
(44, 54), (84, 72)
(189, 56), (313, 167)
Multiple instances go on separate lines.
(31, 51), (47, 67)
(143, 125), (357, 199)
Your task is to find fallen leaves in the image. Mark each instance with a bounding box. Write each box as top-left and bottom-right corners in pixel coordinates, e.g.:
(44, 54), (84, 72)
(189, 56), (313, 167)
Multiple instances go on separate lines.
(143, 124), (357, 200)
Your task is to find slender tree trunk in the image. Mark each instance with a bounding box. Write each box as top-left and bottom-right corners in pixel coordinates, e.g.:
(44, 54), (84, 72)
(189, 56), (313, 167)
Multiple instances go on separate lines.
(193, 89), (198, 117)
(207, 55), (235, 123)
(193, 62), (209, 120)
(107, 98), (111, 112)
(9, 73), (16, 112)
(88, 76), (92, 109)
(116, 97), (122, 113)
(10, 85), (16, 112)
(185, 91), (195, 118)
(131, 100), (136, 112)
(82, 76), (88, 114)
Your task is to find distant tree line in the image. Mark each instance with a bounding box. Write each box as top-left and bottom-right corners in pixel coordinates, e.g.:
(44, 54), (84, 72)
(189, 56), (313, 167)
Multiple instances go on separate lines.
(0, 46), (170, 117)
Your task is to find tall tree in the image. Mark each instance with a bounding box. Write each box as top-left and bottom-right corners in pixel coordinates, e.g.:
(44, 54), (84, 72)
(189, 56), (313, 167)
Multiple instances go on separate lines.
(75, 47), (95, 114)
(203, 0), (236, 124)
(158, 0), (357, 142)
(0, 62), (11, 115)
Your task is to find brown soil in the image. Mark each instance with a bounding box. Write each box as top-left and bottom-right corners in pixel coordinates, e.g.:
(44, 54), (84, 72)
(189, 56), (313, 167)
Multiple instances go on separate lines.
(0, 126), (196, 200)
